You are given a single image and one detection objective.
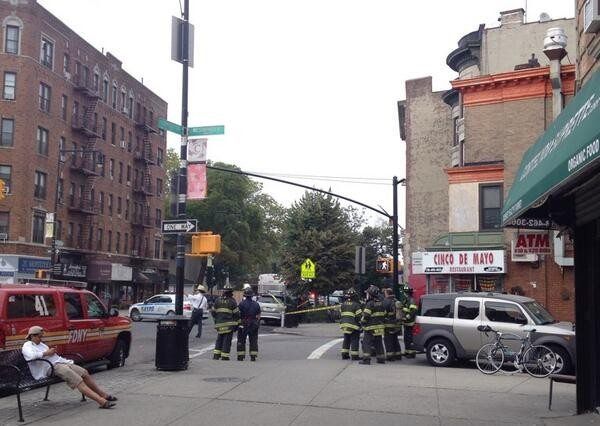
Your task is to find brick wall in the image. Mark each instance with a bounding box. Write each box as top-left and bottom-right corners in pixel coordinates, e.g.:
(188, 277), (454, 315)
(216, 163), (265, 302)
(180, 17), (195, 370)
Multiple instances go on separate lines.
(402, 77), (452, 278)
(576, 0), (600, 86)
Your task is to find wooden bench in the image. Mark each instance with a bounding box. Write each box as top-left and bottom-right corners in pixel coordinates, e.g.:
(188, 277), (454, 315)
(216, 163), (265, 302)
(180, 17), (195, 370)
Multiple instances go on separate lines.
(0, 349), (85, 422)
(548, 373), (576, 410)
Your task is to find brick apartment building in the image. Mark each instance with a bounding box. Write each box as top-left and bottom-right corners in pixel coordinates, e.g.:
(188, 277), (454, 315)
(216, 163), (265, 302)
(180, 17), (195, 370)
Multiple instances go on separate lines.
(399, 9), (577, 320)
(0, 0), (168, 305)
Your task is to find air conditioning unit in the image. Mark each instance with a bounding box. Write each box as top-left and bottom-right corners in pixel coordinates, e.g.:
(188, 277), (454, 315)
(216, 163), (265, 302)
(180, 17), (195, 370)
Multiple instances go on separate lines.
(511, 240), (539, 263)
(64, 72), (71, 81)
(584, 0), (600, 33)
(120, 140), (126, 149)
(122, 106), (129, 114)
(126, 181), (131, 186)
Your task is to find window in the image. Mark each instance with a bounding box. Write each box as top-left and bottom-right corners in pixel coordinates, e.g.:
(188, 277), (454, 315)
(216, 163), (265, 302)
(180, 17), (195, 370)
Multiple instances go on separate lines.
(3, 72), (16, 100)
(72, 100), (79, 120)
(102, 78), (109, 102)
(34, 171), (47, 199)
(38, 83), (51, 112)
(7, 294), (56, 318)
(99, 192), (104, 213)
(1, 118), (14, 147)
(101, 117), (107, 140)
(57, 178), (64, 203)
(480, 184), (503, 230)
(109, 159), (114, 179)
(63, 293), (83, 320)
(125, 200), (130, 220)
(111, 84), (117, 109)
(93, 72), (99, 92)
(88, 225), (93, 250)
(36, 127), (49, 155)
(67, 222), (73, 245)
(0, 212), (8, 236)
(59, 137), (66, 161)
(157, 148), (164, 167)
(40, 36), (54, 69)
(117, 196), (122, 215)
(111, 122), (116, 145)
(61, 95), (67, 120)
(124, 233), (129, 254)
(127, 131), (133, 152)
(5, 25), (19, 54)
(68, 182), (75, 206)
(118, 162), (123, 183)
(116, 232), (121, 253)
(63, 53), (70, 74)
(484, 302), (527, 324)
(108, 194), (113, 216)
(420, 298), (452, 318)
(107, 230), (112, 252)
(0, 165), (12, 193)
(97, 228), (103, 251)
(457, 300), (480, 320)
(77, 224), (83, 248)
(128, 95), (134, 119)
(120, 90), (126, 112)
(127, 165), (132, 183)
(85, 294), (107, 318)
(156, 178), (163, 196)
(155, 209), (161, 228)
(32, 211), (45, 243)
(154, 239), (161, 259)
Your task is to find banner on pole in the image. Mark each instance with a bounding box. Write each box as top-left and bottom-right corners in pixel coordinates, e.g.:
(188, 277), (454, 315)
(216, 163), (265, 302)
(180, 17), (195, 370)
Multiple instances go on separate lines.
(187, 163), (207, 200)
(187, 138), (207, 163)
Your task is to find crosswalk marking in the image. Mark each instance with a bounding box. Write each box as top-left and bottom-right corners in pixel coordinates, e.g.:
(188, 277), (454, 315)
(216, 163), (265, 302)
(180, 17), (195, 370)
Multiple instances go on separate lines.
(307, 338), (343, 360)
(189, 333), (282, 359)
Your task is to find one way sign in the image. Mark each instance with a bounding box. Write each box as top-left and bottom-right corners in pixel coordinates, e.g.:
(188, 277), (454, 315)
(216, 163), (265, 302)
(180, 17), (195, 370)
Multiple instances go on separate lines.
(161, 219), (198, 234)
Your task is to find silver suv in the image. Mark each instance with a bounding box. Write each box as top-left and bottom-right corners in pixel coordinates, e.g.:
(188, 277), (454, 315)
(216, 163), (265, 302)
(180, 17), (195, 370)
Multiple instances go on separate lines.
(413, 293), (575, 374)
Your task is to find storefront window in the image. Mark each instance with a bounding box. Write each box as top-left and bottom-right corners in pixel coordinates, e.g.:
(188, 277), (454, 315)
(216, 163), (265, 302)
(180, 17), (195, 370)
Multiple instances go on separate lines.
(428, 275), (450, 293)
(476, 275), (503, 292)
(454, 275), (474, 292)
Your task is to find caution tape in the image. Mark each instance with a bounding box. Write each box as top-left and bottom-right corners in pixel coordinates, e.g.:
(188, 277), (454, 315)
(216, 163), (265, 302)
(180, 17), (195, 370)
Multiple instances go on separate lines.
(284, 305), (341, 316)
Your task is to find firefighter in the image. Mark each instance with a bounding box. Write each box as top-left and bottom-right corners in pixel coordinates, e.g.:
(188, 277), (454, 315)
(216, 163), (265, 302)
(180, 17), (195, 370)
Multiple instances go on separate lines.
(237, 287), (261, 361)
(359, 285), (386, 365)
(383, 288), (402, 361)
(339, 288), (362, 360)
(211, 284), (240, 360)
(401, 286), (418, 358)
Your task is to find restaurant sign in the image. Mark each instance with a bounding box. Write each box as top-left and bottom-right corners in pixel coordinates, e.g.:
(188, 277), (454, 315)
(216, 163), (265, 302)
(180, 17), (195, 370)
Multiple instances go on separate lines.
(420, 250), (505, 274)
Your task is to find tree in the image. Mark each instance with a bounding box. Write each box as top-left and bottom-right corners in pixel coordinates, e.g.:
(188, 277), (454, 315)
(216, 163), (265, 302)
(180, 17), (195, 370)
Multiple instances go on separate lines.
(186, 162), (284, 287)
(280, 191), (355, 297)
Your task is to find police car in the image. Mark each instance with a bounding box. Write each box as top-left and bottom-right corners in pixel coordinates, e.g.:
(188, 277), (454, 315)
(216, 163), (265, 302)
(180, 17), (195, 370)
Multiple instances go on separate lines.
(128, 293), (193, 321)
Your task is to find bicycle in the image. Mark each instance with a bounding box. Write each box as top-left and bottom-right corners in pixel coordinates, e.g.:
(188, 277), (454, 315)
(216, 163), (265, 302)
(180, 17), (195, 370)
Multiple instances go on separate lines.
(475, 325), (557, 378)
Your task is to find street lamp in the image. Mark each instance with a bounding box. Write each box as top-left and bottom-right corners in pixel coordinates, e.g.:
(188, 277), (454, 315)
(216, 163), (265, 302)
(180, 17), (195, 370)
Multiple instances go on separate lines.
(392, 176), (406, 297)
(50, 148), (104, 279)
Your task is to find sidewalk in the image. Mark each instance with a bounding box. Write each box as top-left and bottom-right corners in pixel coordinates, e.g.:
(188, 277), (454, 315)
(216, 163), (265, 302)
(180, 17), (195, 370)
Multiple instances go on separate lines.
(0, 352), (582, 425)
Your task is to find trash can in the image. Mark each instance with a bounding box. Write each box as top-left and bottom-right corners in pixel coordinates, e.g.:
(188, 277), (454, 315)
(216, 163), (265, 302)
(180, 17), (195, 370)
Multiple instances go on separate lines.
(155, 316), (190, 371)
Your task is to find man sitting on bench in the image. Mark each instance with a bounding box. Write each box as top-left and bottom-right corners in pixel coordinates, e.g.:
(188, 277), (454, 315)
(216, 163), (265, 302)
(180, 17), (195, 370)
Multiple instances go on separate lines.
(21, 326), (117, 409)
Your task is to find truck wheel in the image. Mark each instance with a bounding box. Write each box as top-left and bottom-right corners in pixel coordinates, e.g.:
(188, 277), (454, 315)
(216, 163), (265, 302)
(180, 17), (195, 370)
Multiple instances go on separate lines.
(130, 309), (142, 322)
(426, 338), (455, 367)
(108, 339), (127, 369)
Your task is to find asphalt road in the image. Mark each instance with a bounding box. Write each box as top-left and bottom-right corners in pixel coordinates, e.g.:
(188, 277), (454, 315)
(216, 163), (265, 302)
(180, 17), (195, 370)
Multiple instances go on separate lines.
(126, 316), (278, 366)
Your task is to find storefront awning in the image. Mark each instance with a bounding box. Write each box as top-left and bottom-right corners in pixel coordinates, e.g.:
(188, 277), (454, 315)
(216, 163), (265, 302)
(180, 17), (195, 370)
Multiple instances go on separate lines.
(502, 69), (600, 226)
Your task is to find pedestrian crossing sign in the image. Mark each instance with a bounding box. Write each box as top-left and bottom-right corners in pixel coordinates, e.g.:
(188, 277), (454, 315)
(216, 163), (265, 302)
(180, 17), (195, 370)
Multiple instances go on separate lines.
(301, 258), (316, 279)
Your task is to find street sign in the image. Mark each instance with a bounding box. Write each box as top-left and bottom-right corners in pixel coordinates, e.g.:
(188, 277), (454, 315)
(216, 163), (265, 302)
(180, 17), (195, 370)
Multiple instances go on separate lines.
(161, 219), (198, 234)
(188, 125), (225, 136)
(301, 258), (316, 279)
(158, 118), (183, 135)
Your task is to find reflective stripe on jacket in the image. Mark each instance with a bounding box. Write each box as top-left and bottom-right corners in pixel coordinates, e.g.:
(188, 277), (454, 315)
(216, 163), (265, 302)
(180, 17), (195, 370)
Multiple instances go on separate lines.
(361, 297), (386, 334)
(339, 300), (362, 333)
(402, 297), (418, 326)
(212, 296), (240, 333)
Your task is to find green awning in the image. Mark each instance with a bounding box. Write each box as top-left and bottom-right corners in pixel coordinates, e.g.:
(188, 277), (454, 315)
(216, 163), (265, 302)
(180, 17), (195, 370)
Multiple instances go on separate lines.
(502, 69), (600, 225)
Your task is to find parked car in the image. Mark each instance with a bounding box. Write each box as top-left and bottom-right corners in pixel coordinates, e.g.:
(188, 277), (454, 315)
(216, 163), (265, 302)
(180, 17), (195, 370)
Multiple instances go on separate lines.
(413, 292), (575, 374)
(0, 281), (131, 368)
(128, 293), (195, 321)
(257, 293), (285, 324)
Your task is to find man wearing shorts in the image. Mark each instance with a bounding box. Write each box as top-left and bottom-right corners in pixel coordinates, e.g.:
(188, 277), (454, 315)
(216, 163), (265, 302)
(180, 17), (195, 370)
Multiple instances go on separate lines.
(21, 326), (117, 409)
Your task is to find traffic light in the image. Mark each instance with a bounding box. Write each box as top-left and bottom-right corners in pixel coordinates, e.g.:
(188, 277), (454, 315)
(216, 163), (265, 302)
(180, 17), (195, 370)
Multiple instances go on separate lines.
(189, 232), (221, 256)
(0, 179), (5, 200)
(376, 257), (393, 275)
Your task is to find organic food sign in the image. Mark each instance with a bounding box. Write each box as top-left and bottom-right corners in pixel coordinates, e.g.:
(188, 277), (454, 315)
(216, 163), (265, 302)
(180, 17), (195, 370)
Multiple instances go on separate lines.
(513, 232), (551, 254)
(421, 250), (504, 274)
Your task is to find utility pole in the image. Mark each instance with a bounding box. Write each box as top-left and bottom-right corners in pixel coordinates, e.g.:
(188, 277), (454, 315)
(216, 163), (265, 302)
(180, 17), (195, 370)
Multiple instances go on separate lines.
(175, 0), (190, 316)
(392, 176), (399, 293)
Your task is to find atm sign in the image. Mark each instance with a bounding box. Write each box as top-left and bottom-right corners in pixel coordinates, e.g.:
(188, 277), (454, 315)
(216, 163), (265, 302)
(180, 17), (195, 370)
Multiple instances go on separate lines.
(514, 232), (551, 255)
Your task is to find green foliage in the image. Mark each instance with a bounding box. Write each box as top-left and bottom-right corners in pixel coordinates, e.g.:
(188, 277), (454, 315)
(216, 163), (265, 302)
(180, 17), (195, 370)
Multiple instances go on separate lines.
(186, 162), (284, 286)
(356, 221), (393, 293)
(280, 192), (356, 297)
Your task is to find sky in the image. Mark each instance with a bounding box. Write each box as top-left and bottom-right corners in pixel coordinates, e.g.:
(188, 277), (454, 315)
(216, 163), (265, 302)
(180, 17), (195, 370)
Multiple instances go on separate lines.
(39, 0), (574, 227)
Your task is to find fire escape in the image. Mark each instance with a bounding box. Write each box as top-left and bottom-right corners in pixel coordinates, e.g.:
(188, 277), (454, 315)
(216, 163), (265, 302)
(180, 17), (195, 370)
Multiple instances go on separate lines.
(69, 72), (102, 250)
(131, 107), (157, 259)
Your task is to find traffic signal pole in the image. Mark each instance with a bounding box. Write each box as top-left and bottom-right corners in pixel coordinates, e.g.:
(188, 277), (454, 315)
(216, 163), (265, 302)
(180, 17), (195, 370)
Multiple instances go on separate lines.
(175, 0), (190, 316)
(392, 176), (399, 292)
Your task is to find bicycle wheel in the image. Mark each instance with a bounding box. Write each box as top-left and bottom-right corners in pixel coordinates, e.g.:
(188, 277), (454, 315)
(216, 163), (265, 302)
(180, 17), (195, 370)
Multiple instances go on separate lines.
(522, 345), (556, 378)
(476, 343), (504, 374)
